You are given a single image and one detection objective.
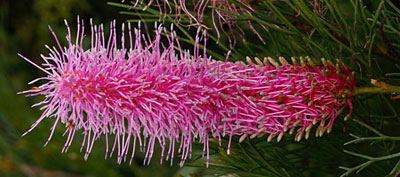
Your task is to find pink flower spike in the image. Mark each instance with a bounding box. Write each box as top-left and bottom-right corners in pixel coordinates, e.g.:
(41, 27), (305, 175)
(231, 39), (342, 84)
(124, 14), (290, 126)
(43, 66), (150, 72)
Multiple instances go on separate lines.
(20, 19), (355, 166)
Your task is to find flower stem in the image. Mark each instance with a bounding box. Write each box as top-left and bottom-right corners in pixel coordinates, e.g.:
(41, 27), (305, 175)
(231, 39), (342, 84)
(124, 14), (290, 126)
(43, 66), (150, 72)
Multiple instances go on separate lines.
(353, 87), (400, 95)
(353, 79), (400, 96)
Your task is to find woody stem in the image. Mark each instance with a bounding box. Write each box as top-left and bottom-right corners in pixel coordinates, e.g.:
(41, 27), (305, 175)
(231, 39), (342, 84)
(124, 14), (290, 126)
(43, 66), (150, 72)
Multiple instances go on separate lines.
(353, 79), (400, 96)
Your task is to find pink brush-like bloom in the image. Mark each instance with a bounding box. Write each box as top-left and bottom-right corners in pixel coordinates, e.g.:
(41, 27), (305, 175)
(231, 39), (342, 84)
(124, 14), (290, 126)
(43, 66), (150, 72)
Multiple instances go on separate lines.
(19, 18), (355, 167)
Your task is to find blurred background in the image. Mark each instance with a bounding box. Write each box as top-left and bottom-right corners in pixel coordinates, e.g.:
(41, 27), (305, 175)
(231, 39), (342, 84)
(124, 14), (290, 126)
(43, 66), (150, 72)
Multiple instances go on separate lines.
(0, 0), (201, 176)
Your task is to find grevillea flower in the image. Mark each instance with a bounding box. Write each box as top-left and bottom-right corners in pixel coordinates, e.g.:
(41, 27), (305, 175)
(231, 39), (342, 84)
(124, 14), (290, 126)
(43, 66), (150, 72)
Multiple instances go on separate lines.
(19, 18), (355, 167)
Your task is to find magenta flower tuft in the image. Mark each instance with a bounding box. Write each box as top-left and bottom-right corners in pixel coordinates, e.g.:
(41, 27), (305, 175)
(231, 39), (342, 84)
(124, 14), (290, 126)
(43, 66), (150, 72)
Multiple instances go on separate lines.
(19, 18), (355, 167)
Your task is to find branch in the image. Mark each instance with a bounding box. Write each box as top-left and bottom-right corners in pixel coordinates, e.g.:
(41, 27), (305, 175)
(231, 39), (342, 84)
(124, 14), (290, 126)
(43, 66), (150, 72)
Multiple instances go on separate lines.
(344, 134), (400, 146)
(340, 151), (400, 176)
(353, 79), (400, 96)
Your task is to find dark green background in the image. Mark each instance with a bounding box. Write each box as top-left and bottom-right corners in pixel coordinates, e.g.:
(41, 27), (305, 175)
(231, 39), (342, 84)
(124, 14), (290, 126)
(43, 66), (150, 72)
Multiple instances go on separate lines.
(0, 1), (197, 176)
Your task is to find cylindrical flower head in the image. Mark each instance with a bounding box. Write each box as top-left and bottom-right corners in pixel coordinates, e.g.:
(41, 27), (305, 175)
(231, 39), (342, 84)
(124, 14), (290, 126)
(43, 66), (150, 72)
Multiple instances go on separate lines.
(19, 18), (355, 167)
